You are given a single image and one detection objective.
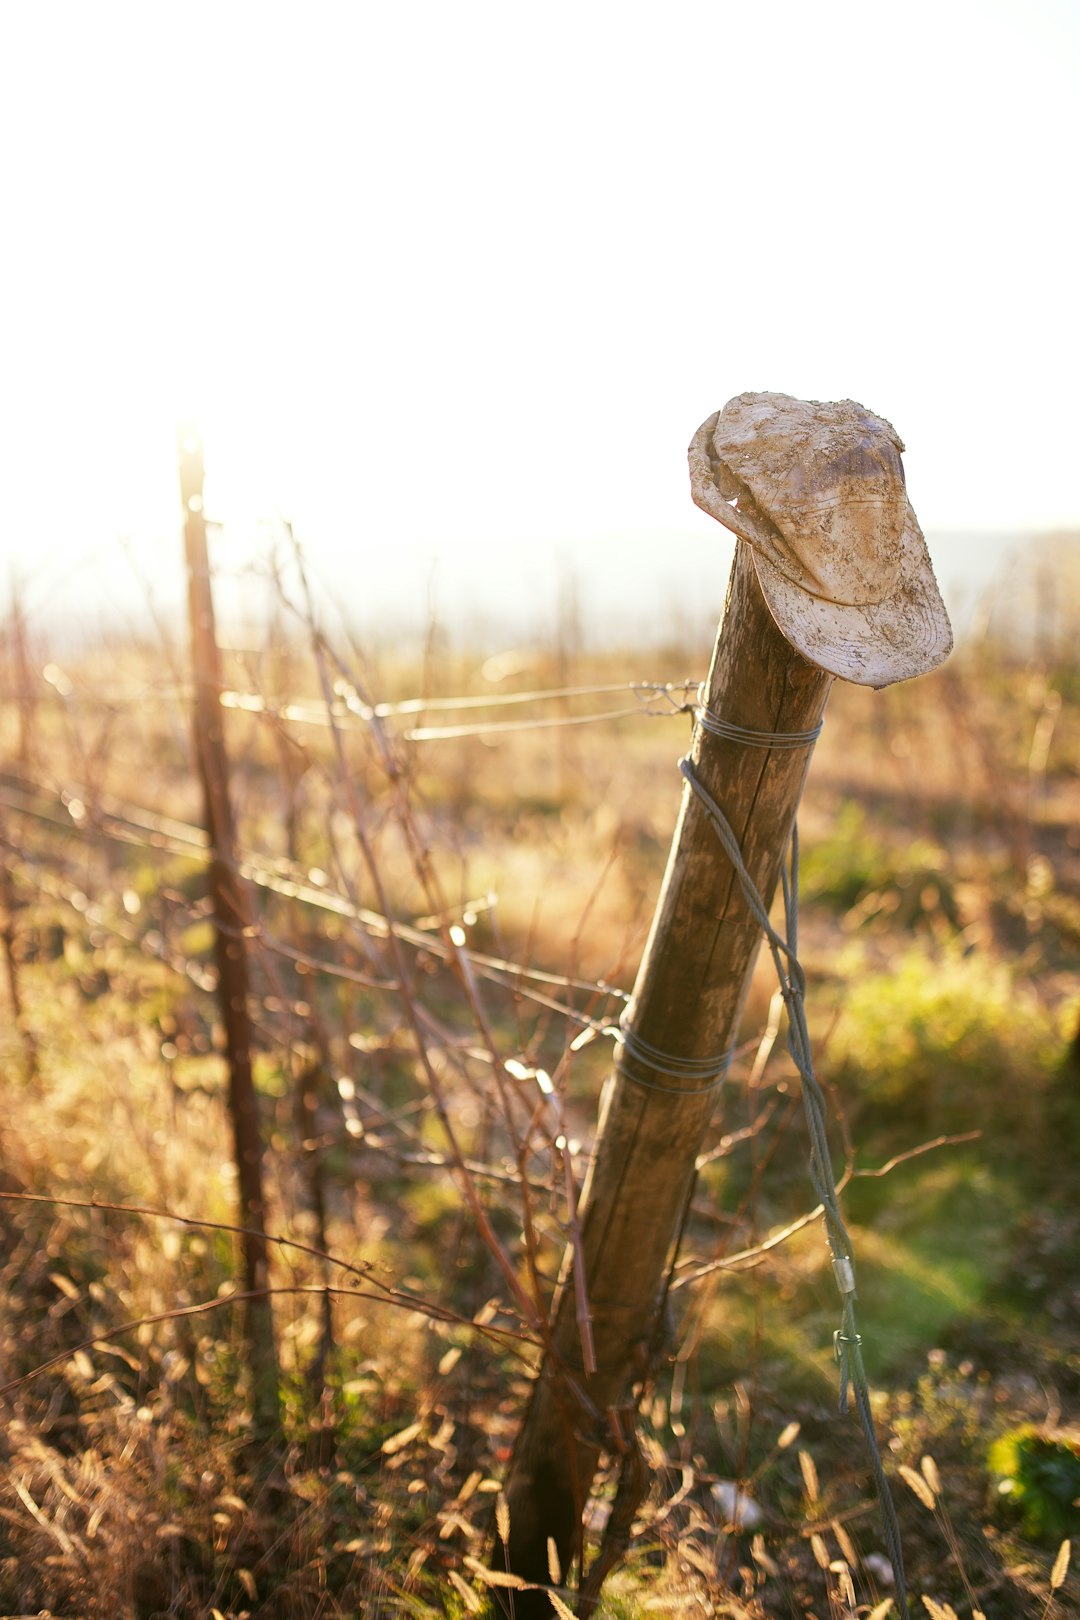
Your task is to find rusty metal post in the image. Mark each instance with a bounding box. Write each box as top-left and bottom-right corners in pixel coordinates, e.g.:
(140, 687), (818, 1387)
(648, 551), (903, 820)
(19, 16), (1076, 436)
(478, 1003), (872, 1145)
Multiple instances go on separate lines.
(179, 428), (281, 1442)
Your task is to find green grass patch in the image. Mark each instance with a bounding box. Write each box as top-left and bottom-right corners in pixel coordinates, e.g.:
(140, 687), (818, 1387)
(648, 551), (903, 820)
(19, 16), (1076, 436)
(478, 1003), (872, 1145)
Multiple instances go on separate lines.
(988, 1424), (1080, 1542)
(829, 942), (1065, 1141)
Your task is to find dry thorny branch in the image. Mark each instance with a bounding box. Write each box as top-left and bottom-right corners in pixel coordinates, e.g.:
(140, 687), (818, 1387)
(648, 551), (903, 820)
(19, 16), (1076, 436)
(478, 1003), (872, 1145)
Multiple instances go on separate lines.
(3, 545), (1075, 1617)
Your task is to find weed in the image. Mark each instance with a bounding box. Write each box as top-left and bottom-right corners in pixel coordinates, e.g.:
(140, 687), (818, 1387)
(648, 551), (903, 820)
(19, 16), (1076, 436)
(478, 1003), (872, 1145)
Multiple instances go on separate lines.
(1, 589), (1078, 1616)
(988, 1426), (1080, 1543)
(828, 941), (1065, 1140)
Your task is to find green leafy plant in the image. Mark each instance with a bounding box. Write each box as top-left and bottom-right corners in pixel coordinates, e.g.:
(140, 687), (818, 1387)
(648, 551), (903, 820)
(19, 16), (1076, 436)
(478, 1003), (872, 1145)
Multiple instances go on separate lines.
(988, 1424), (1080, 1542)
(801, 802), (960, 933)
(829, 942), (1062, 1137)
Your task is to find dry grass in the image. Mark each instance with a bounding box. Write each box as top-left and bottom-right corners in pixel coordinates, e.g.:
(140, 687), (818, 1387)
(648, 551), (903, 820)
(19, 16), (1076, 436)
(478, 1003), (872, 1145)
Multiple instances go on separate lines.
(1, 567), (1079, 1616)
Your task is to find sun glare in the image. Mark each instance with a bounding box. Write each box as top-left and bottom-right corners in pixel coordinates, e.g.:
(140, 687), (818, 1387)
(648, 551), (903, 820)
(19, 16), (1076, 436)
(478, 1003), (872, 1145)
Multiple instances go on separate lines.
(0, 0), (1076, 629)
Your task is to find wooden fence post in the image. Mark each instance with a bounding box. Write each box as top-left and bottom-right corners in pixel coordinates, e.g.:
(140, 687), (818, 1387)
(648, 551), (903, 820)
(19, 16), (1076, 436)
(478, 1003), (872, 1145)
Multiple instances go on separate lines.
(500, 394), (952, 1609)
(178, 428), (281, 1443)
(502, 542), (830, 1600)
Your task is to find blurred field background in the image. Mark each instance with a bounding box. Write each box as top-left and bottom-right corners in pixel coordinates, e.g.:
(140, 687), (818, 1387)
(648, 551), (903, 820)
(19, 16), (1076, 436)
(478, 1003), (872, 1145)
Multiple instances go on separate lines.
(3, 0), (1078, 1608)
(1, 528), (1079, 1619)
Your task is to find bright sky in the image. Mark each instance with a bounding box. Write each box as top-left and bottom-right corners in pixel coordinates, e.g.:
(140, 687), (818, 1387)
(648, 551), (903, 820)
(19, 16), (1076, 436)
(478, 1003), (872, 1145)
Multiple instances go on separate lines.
(1, 0), (1077, 638)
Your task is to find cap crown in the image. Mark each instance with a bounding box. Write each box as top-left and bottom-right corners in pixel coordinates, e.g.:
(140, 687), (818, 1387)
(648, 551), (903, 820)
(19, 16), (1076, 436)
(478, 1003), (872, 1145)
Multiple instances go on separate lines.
(711, 392), (908, 607)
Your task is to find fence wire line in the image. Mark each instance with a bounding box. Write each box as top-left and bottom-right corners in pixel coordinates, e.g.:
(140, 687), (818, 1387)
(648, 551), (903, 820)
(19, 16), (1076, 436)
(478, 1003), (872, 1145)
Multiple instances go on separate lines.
(402, 703), (683, 741)
(0, 778), (628, 1031)
(4, 844), (579, 1194)
(222, 677), (700, 740)
(23, 675), (701, 730)
(678, 755), (908, 1609)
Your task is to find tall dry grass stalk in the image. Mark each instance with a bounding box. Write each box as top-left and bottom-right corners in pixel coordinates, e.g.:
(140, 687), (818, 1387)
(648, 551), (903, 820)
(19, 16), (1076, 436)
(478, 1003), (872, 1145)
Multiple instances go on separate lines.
(1, 529), (1079, 1615)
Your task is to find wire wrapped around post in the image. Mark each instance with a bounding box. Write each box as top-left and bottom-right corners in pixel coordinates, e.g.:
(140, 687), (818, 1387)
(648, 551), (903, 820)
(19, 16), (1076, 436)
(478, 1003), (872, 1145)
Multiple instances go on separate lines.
(678, 754), (907, 1606)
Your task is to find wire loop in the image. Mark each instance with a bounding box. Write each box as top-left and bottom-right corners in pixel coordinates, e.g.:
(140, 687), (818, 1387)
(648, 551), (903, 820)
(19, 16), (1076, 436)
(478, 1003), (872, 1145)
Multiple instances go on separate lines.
(615, 1015), (730, 1096)
(695, 690), (824, 751)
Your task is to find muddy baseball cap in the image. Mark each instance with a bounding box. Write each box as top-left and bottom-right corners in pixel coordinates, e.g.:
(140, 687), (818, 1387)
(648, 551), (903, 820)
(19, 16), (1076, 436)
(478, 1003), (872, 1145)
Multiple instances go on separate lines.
(689, 392), (952, 688)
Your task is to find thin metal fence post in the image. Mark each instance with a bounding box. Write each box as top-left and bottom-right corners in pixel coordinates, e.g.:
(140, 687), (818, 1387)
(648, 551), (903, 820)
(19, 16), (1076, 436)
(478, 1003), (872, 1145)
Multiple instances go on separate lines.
(179, 428), (281, 1443)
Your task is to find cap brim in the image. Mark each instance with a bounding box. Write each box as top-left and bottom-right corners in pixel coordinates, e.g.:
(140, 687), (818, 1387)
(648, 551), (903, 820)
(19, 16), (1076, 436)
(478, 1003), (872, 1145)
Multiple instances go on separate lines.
(750, 502), (953, 689)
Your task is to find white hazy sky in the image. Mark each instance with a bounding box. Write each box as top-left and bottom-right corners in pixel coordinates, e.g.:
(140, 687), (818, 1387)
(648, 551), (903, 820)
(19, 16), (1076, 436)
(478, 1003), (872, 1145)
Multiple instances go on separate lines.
(1, 0), (1077, 637)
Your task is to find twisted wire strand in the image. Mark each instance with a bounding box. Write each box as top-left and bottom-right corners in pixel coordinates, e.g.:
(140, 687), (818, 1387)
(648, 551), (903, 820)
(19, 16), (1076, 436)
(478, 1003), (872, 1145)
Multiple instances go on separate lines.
(677, 754), (908, 1608)
(695, 690), (824, 751)
(614, 1014), (730, 1096)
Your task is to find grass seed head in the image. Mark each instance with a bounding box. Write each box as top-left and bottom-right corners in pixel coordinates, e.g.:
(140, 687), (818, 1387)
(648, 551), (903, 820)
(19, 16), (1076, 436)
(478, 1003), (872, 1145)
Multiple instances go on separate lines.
(1051, 1537), (1070, 1590)
(546, 1534), (561, 1584)
(799, 1448), (820, 1504)
(832, 1519), (858, 1568)
(447, 1569), (483, 1614)
(899, 1464), (937, 1513)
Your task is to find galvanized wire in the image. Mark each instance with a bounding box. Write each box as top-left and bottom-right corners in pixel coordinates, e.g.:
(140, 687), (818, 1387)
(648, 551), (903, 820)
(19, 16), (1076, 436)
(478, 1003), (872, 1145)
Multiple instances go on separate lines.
(694, 692), (824, 751)
(678, 753), (908, 1608)
(614, 1013), (731, 1095)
